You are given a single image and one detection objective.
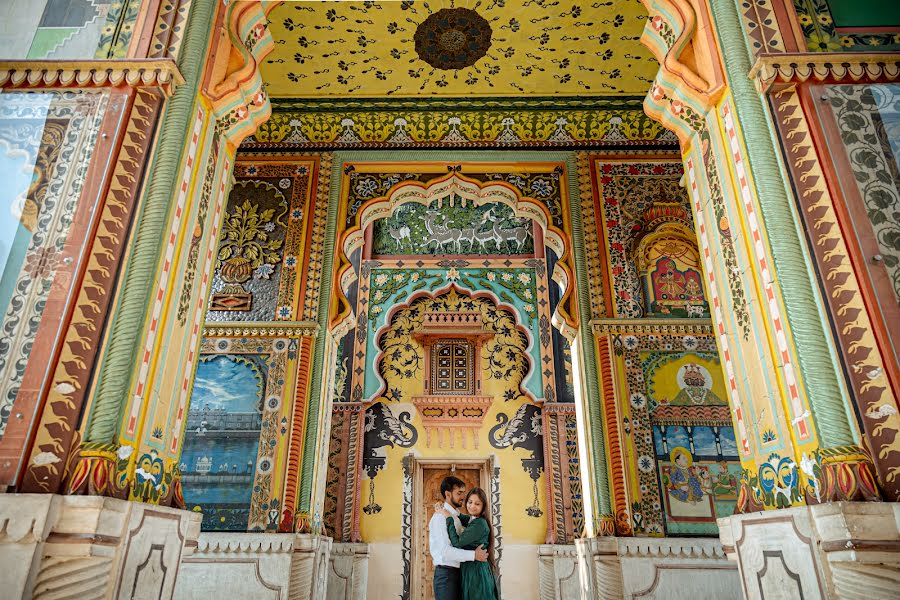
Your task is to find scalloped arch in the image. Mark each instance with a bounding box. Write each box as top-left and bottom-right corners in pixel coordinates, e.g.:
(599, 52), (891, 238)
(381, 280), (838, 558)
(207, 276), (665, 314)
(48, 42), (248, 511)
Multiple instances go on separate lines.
(204, 0), (281, 148)
(331, 172), (578, 342)
(367, 283), (538, 408)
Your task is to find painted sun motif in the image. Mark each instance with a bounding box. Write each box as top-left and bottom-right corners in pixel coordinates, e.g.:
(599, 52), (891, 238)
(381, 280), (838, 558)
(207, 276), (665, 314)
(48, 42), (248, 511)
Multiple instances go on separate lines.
(414, 7), (492, 70)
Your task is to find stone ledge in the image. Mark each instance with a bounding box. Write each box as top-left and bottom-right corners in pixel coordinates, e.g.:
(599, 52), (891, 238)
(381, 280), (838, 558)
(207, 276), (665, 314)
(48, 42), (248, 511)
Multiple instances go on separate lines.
(0, 60), (184, 96)
(194, 533), (296, 554)
(618, 536), (727, 559)
(718, 501), (900, 600)
(0, 494), (200, 600)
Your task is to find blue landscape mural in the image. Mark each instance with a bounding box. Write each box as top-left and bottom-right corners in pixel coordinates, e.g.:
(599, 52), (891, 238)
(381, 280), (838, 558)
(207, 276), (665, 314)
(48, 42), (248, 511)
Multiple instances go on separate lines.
(181, 354), (266, 531)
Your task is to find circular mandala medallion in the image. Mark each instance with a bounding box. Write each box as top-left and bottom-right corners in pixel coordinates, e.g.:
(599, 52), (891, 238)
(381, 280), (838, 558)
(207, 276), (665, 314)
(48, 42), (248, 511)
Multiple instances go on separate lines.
(414, 8), (492, 70)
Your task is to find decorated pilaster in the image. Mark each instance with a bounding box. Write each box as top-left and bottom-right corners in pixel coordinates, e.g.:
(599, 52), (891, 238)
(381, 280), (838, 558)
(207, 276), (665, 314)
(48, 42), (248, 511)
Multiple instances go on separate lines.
(636, 0), (899, 597)
(640, 0), (888, 514)
(69, 0), (279, 509)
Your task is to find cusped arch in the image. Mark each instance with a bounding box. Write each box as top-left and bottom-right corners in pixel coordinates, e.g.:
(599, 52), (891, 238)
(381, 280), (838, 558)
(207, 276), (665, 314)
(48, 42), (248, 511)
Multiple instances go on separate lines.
(204, 0), (281, 147)
(640, 0), (725, 145)
(367, 283), (538, 409)
(332, 172), (578, 343)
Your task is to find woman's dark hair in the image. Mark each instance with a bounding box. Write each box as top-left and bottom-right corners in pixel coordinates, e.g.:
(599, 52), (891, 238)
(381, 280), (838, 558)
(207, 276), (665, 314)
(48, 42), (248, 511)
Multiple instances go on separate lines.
(440, 475), (465, 501)
(466, 487), (495, 572)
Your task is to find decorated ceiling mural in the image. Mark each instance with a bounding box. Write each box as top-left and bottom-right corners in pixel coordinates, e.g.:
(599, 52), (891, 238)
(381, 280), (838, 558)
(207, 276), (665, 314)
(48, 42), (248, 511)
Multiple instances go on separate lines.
(262, 0), (658, 97)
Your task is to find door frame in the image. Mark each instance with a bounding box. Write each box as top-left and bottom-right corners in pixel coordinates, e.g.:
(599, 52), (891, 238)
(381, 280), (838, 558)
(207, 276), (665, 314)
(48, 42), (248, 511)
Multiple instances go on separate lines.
(408, 454), (497, 600)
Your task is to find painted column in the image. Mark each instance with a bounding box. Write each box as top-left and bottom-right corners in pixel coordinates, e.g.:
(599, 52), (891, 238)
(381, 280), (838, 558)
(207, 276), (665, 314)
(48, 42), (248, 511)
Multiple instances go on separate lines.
(639, 0), (881, 518)
(638, 0), (900, 597)
(567, 152), (617, 534)
(70, 0), (280, 506)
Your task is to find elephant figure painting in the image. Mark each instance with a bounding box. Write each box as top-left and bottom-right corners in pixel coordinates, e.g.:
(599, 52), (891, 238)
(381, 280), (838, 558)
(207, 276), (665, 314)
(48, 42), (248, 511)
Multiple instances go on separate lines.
(489, 403), (545, 517)
(362, 401), (418, 514)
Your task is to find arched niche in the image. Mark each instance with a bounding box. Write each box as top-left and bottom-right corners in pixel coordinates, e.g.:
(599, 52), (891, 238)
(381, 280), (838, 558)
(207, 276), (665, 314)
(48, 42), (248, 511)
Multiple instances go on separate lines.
(369, 283), (537, 411)
(631, 206), (708, 318)
(332, 171), (578, 344)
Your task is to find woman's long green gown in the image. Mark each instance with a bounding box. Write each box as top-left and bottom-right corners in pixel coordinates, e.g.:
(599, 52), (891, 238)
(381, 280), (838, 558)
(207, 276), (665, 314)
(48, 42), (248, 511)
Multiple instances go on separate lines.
(446, 515), (499, 600)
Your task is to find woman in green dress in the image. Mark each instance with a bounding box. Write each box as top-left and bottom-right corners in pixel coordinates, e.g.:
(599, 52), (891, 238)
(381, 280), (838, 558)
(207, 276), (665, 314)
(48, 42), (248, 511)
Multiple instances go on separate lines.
(439, 487), (499, 600)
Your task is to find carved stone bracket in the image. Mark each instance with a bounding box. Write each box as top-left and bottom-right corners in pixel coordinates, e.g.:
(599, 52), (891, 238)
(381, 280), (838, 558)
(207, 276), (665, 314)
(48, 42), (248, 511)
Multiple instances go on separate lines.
(750, 53), (900, 92)
(640, 0), (726, 145)
(411, 395), (493, 449)
(0, 60), (184, 96)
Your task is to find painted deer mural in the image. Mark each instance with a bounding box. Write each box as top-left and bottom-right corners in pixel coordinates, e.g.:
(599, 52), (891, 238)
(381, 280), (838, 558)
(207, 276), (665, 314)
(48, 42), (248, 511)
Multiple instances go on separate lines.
(423, 209), (463, 253)
(472, 208), (501, 252)
(492, 217), (531, 253)
(388, 224), (411, 250)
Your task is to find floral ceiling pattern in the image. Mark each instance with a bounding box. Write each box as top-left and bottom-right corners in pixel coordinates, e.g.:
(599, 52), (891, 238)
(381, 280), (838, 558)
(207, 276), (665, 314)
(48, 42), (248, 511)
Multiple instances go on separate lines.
(261, 0), (658, 97)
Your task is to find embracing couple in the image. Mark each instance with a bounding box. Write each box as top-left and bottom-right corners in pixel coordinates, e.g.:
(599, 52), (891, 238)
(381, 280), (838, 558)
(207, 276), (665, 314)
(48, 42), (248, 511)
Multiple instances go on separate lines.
(428, 476), (499, 600)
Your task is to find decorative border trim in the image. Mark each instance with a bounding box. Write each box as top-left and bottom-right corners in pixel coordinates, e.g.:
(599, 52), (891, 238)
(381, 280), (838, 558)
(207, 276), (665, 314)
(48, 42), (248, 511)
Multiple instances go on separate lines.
(686, 156), (750, 457)
(750, 53), (900, 91)
(771, 86), (900, 500)
(169, 152), (231, 455)
(244, 96), (676, 149)
(202, 322), (319, 338)
(125, 107), (205, 439)
(591, 318), (713, 335)
(20, 90), (161, 493)
(0, 60), (184, 96)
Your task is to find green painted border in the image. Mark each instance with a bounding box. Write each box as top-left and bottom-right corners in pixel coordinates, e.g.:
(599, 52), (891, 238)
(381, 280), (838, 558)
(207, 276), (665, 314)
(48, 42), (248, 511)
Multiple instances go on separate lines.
(86, 0), (217, 442)
(792, 0), (900, 52)
(565, 154), (612, 517)
(297, 150), (611, 517)
(710, 0), (856, 446)
(95, 0), (141, 59)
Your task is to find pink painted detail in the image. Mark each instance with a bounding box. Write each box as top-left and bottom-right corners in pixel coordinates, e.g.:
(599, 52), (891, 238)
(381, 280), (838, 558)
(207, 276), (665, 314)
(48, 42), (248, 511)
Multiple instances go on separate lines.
(127, 108), (205, 437)
(170, 158), (231, 454)
(721, 103), (810, 441)
(687, 157), (751, 456)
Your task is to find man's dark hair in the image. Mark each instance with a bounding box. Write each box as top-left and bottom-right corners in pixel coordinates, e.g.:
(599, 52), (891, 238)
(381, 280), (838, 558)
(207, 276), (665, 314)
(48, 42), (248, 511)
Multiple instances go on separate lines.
(440, 476), (465, 500)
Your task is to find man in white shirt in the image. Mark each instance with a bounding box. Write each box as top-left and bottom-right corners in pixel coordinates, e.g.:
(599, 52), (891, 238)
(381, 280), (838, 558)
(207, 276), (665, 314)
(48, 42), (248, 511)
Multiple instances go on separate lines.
(429, 475), (488, 600)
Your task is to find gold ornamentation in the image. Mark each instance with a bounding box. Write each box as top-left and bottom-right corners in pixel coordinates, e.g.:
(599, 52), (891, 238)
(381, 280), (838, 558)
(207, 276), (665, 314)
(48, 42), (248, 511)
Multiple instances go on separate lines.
(750, 54), (900, 92)
(590, 318), (713, 336)
(202, 322), (318, 338)
(0, 60), (184, 96)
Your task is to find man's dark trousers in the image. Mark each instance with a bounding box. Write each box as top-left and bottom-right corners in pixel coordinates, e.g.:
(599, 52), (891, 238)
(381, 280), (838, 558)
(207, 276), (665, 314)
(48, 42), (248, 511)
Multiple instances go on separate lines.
(433, 565), (461, 600)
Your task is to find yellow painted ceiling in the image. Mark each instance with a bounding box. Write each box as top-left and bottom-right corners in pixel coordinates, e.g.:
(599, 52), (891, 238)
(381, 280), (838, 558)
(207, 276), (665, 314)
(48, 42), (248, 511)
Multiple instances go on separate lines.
(262, 0), (658, 98)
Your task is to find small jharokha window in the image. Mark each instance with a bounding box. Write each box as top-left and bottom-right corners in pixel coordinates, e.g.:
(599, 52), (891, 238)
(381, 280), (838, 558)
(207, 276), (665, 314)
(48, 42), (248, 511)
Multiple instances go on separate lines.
(431, 339), (474, 395)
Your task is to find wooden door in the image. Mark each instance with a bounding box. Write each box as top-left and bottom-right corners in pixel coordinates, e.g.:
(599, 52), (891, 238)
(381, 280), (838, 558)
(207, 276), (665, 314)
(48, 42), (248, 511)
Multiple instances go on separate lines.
(420, 467), (482, 600)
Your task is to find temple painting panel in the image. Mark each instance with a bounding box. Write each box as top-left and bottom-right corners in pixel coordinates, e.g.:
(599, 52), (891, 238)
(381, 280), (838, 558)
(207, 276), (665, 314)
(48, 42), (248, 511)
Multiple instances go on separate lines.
(181, 337), (298, 532)
(207, 160), (319, 321)
(644, 351), (740, 535)
(593, 158), (709, 320)
(613, 335), (740, 537)
(181, 354), (266, 531)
